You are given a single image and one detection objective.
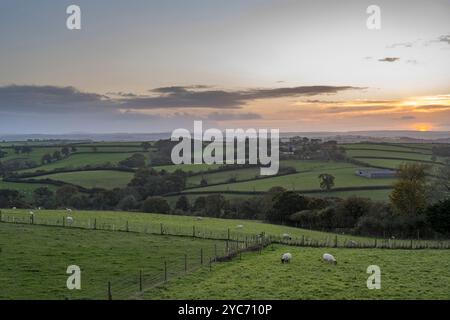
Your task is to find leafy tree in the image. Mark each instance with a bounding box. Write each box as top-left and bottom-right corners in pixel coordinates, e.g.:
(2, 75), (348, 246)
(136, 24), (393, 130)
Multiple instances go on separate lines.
(21, 146), (33, 154)
(0, 189), (24, 208)
(175, 195), (190, 212)
(335, 196), (372, 228)
(142, 196), (170, 213)
(61, 147), (70, 157)
(117, 195), (138, 211)
(41, 153), (53, 164)
(52, 150), (62, 161)
(318, 173), (335, 191)
(426, 199), (450, 236)
(204, 194), (227, 218)
(33, 187), (55, 208)
(200, 177), (208, 187)
(390, 163), (429, 216)
(118, 153), (146, 168)
(141, 142), (151, 151)
(267, 191), (309, 223)
(193, 196), (206, 212)
(55, 185), (79, 206)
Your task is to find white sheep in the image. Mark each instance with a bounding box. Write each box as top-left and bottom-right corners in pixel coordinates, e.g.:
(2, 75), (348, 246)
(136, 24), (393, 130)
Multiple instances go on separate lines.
(66, 208), (72, 213)
(66, 216), (74, 225)
(196, 216), (203, 221)
(236, 224), (244, 229)
(281, 253), (292, 264)
(29, 211), (34, 215)
(12, 207), (16, 210)
(282, 233), (292, 240)
(322, 253), (337, 265)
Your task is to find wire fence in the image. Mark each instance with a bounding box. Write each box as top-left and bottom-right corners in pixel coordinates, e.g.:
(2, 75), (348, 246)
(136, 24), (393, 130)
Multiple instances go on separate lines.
(1, 211), (449, 250)
(1, 211), (449, 299)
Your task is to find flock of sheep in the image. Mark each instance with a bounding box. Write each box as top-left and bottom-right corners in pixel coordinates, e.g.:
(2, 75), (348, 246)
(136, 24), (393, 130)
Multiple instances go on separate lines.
(281, 252), (337, 265)
(24, 211), (338, 265)
(28, 208), (74, 225)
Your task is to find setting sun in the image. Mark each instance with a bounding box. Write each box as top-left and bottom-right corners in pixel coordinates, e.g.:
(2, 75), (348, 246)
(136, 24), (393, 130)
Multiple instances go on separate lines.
(414, 124), (433, 132)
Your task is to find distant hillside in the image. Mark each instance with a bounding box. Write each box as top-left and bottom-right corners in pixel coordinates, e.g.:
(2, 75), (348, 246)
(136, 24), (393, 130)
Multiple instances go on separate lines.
(1, 131), (449, 143)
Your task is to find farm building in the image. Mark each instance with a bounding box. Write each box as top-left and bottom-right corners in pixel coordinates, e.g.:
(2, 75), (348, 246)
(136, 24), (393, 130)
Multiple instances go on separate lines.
(355, 168), (397, 178)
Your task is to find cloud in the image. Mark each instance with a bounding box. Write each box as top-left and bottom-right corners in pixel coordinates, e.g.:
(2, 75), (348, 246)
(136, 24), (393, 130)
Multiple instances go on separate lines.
(119, 85), (364, 110)
(387, 42), (414, 48)
(0, 84), (365, 116)
(305, 99), (340, 104)
(207, 112), (262, 121)
(406, 59), (418, 65)
(437, 34), (450, 45)
(415, 105), (450, 111)
(323, 105), (395, 114)
(378, 57), (400, 63)
(398, 116), (416, 120)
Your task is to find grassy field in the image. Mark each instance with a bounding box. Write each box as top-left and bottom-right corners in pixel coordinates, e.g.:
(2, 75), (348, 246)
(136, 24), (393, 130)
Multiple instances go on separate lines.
(0, 223), (225, 300)
(0, 180), (56, 200)
(345, 149), (436, 162)
(341, 143), (432, 152)
(34, 170), (134, 189)
(187, 165), (394, 192)
(0, 209), (372, 243)
(19, 152), (146, 173)
(144, 245), (450, 299)
(1, 222), (449, 300)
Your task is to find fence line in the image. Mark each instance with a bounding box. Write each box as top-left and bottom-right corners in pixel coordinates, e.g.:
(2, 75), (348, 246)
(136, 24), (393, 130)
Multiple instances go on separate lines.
(1, 211), (449, 250)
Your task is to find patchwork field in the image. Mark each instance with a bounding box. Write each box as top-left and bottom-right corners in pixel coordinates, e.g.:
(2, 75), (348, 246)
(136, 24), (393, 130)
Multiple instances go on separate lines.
(35, 170), (134, 189)
(186, 165), (394, 192)
(19, 152), (147, 173)
(1, 141), (448, 202)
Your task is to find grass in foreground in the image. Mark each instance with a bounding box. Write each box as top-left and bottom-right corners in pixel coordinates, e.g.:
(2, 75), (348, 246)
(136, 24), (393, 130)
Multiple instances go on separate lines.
(144, 245), (450, 300)
(0, 223), (225, 300)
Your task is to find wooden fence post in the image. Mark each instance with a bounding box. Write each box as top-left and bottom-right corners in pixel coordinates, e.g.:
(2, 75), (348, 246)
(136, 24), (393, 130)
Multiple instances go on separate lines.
(139, 270), (143, 292)
(214, 244), (217, 260)
(94, 218), (97, 230)
(160, 223), (163, 235)
(62, 217), (65, 227)
(193, 226), (196, 238)
(200, 248), (203, 265)
(126, 221), (129, 232)
(108, 281), (112, 300)
(164, 261), (167, 282)
(227, 228), (230, 241)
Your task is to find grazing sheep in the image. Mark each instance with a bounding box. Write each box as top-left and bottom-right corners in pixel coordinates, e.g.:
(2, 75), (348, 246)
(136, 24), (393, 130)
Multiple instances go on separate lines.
(66, 208), (72, 213)
(322, 253), (337, 265)
(236, 224), (244, 228)
(29, 211), (34, 215)
(281, 253), (292, 264)
(282, 233), (292, 241)
(66, 216), (74, 225)
(12, 207), (16, 210)
(196, 216), (203, 221)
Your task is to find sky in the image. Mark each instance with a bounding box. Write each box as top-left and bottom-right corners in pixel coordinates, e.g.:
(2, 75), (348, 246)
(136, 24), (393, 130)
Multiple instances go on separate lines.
(0, 0), (449, 134)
